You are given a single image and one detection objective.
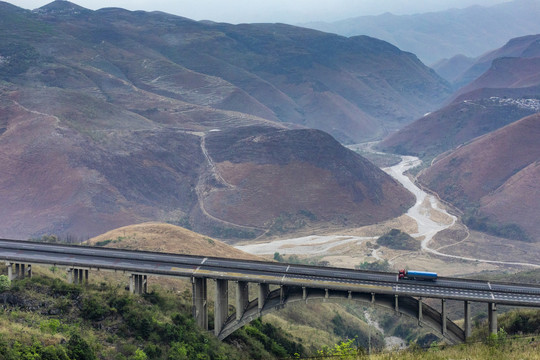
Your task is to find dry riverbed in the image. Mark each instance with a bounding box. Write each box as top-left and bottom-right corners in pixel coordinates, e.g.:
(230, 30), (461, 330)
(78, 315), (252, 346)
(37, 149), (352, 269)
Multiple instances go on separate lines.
(235, 153), (538, 274)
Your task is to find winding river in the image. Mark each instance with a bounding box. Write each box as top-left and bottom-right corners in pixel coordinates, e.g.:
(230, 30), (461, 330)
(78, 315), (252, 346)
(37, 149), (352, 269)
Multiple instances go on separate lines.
(236, 153), (540, 268)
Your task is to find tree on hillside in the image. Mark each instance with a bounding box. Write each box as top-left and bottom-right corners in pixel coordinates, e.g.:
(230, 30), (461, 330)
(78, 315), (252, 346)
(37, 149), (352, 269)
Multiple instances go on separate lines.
(0, 275), (10, 293)
(377, 229), (420, 250)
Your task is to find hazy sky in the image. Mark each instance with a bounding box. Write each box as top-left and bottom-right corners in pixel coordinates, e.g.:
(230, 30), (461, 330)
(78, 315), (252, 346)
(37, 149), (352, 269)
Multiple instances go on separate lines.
(6, 0), (512, 24)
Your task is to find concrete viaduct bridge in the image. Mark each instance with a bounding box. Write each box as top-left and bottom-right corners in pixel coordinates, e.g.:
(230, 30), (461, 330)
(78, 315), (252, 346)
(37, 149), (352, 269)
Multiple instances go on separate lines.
(1, 239), (540, 344)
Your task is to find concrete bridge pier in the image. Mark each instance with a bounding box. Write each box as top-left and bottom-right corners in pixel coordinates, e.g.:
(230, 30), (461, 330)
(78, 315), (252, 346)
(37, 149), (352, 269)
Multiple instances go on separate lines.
(441, 299), (447, 335)
(258, 283), (270, 311)
(236, 281), (249, 321)
(418, 298), (423, 325)
(192, 277), (208, 330)
(67, 268), (88, 285)
(214, 279), (229, 336)
(464, 300), (471, 339)
(488, 302), (497, 335)
(6, 262), (32, 281)
(129, 274), (147, 294)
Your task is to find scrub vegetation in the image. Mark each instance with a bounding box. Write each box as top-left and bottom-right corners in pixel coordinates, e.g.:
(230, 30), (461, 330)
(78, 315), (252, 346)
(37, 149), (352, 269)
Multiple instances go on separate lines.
(0, 271), (305, 360)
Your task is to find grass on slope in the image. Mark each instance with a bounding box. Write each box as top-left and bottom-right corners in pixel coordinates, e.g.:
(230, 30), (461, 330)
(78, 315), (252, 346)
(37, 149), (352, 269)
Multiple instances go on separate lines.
(86, 222), (261, 260)
(0, 267), (304, 360)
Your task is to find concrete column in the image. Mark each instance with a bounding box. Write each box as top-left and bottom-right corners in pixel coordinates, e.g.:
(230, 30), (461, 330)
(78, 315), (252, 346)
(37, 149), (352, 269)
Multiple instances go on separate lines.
(371, 293), (375, 304)
(15, 264), (20, 279)
(488, 303), (497, 335)
(214, 279), (229, 336)
(441, 299), (447, 335)
(302, 287), (307, 301)
(135, 274), (146, 294)
(464, 300), (471, 339)
(258, 283), (269, 311)
(394, 295), (399, 313)
(27, 264), (32, 278)
(84, 269), (89, 284)
(129, 274), (135, 293)
(78, 268), (83, 285)
(129, 274), (146, 294)
(236, 281), (249, 321)
(6, 263), (14, 281)
(324, 289), (329, 300)
(20, 264), (25, 278)
(418, 298), (423, 324)
(67, 268), (74, 284)
(280, 286), (287, 304)
(192, 277), (208, 330)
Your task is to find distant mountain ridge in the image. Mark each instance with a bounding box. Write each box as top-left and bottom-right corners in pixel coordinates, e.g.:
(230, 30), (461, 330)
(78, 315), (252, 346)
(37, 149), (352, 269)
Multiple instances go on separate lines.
(0, 1), (417, 239)
(450, 34), (540, 96)
(379, 33), (540, 161)
(302, 0), (540, 65)
(13, 0), (451, 143)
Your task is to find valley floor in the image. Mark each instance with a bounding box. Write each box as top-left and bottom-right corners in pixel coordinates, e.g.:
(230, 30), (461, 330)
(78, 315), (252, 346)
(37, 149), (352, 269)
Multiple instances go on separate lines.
(235, 152), (540, 276)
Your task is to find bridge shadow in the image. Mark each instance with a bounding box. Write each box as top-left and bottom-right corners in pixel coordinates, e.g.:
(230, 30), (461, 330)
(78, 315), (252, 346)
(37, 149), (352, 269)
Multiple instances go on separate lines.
(219, 286), (465, 344)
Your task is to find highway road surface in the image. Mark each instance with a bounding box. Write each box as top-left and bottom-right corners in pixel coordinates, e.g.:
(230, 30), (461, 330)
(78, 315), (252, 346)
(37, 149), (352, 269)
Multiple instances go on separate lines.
(1, 239), (539, 307)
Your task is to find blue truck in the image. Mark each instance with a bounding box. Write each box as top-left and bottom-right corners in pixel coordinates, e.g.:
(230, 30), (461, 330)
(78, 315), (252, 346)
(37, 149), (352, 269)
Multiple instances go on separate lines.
(398, 269), (438, 281)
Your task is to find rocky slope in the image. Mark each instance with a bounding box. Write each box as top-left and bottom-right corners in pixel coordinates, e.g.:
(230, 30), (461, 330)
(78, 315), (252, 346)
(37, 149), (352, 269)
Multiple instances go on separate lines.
(0, 1), (417, 240)
(418, 113), (540, 242)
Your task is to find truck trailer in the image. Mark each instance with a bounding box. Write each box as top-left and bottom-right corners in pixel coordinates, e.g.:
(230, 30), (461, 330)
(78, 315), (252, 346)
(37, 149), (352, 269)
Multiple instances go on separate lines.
(398, 269), (438, 281)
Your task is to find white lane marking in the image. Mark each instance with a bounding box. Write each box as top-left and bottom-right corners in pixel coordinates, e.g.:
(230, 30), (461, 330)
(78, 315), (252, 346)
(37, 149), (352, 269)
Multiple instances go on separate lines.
(194, 266), (200, 274)
(488, 282), (492, 290)
(286, 265), (290, 272)
(281, 274), (287, 283)
(201, 258), (208, 265)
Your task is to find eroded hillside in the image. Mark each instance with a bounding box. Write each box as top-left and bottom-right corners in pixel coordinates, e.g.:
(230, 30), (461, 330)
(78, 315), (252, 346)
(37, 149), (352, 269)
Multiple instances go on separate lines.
(0, 1), (422, 239)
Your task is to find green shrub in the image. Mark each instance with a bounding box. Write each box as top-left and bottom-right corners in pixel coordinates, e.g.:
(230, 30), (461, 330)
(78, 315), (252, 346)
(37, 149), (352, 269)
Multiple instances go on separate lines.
(377, 229), (420, 250)
(81, 294), (111, 321)
(67, 334), (96, 360)
(355, 260), (391, 271)
(463, 210), (531, 242)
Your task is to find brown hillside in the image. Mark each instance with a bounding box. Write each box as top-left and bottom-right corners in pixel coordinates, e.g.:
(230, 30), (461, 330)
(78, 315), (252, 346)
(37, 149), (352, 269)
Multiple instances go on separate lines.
(378, 97), (538, 159)
(419, 113), (540, 241)
(86, 222), (261, 260)
(455, 56), (540, 98)
(203, 127), (415, 231)
(0, 2), (428, 240)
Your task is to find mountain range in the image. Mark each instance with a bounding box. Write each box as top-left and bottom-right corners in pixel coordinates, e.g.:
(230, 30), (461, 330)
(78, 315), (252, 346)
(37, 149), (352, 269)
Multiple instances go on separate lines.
(380, 34), (540, 158)
(302, 0), (540, 66)
(0, 1), (420, 239)
(379, 33), (540, 242)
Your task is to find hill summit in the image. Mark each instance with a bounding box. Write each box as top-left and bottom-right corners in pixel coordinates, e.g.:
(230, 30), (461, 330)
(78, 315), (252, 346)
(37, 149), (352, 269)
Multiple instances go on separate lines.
(86, 222), (261, 260)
